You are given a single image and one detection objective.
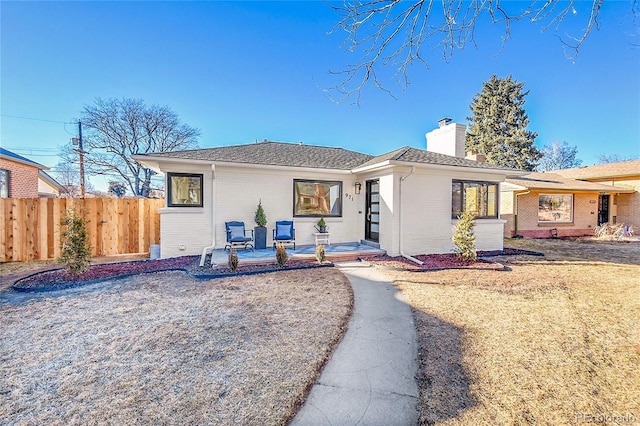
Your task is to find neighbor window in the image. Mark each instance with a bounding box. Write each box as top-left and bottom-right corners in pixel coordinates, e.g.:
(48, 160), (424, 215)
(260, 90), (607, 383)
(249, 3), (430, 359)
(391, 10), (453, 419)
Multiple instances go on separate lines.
(0, 169), (8, 198)
(538, 194), (573, 223)
(167, 173), (203, 207)
(452, 180), (498, 218)
(293, 179), (342, 217)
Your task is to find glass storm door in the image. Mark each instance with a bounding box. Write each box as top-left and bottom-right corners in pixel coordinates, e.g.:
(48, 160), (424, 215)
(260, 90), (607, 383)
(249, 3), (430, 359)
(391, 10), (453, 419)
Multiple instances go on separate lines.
(598, 194), (610, 225)
(365, 180), (380, 242)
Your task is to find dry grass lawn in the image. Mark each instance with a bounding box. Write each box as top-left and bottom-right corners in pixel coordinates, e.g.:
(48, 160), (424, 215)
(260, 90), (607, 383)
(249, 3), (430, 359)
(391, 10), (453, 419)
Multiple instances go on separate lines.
(0, 268), (353, 425)
(380, 238), (640, 425)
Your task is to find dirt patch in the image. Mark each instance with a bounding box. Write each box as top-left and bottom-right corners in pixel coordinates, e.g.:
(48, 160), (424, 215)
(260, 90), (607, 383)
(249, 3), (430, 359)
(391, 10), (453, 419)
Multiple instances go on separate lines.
(380, 238), (640, 424)
(503, 236), (640, 265)
(0, 268), (353, 425)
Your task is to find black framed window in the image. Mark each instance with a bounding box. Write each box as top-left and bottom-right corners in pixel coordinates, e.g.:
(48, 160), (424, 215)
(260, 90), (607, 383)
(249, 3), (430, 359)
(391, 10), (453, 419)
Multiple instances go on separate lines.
(167, 173), (203, 207)
(452, 180), (498, 218)
(0, 169), (9, 198)
(293, 179), (342, 217)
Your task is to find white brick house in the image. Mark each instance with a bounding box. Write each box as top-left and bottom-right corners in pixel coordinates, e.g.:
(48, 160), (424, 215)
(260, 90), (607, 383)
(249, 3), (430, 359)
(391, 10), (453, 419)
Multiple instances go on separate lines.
(133, 120), (525, 259)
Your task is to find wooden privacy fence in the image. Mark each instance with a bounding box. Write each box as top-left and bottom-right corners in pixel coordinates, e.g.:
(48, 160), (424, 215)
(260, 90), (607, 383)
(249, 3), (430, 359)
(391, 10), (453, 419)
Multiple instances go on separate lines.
(0, 198), (163, 262)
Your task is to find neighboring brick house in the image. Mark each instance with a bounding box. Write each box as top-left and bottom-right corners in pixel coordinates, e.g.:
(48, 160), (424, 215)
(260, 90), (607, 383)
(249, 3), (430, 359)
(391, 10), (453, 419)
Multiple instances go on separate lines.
(500, 172), (633, 238)
(0, 147), (62, 198)
(554, 160), (640, 231)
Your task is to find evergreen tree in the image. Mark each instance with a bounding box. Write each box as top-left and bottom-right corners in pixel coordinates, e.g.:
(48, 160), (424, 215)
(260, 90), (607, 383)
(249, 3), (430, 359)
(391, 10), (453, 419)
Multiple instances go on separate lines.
(452, 211), (477, 262)
(58, 208), (92, 274)
(466, 75), (541, 171)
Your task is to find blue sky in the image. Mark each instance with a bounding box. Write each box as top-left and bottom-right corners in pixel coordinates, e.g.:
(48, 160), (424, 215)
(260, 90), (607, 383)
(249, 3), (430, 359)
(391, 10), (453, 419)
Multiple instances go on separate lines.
(1, 1), (639, 190)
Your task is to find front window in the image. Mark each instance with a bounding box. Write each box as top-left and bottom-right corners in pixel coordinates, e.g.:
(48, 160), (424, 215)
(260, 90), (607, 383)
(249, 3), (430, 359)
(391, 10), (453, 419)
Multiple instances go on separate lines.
(538, 194), (573, 223)
(293, 179), (342, 217)
(452, 180), (498, 218)
(0, 169), (9, 198)
(167, 173), (203, 207)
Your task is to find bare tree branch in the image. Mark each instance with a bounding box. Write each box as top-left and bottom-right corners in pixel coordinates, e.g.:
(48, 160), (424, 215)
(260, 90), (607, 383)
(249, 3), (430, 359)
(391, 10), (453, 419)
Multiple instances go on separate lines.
(61, 98), (200, 197)
(327, 0), (628, 103)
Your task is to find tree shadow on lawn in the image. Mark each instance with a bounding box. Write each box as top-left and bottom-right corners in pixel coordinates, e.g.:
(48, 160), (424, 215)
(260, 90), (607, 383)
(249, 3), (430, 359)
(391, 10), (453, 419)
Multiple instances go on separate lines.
(413, 309), (475, 425)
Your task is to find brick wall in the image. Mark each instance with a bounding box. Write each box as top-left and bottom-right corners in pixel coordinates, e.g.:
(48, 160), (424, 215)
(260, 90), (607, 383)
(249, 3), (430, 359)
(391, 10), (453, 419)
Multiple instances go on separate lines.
(0, 158), (39, 198)
(509, 191), (598, 238)
(596, 178), (639, 230)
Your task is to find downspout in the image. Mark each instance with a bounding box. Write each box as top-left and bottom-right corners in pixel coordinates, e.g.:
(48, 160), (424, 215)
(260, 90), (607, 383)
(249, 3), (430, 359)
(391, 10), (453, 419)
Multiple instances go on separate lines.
(513, 190), (530, 236)
(399, 167), (424, 265)
(199, 164), (217, 266)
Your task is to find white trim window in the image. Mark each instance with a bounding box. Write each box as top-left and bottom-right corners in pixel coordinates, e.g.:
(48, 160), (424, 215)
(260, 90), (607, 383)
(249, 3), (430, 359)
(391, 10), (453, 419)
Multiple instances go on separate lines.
(538, 194), (573, 223)
(0, 169), (9, 198)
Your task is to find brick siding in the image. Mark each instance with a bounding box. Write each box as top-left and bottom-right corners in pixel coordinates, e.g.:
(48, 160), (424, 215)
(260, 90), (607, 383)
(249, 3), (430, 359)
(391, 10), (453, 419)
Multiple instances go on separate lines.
(0, 158), (39, 198)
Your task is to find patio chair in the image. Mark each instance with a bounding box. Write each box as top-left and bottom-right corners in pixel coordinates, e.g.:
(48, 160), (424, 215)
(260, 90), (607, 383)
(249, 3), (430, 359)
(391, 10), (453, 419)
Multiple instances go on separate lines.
(273, 220), (295, 250)
(225, 221), (254, 251)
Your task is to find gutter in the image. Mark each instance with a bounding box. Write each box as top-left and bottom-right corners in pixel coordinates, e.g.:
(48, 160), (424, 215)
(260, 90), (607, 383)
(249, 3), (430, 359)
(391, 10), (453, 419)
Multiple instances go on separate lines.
(399, 167), (424, 265)
(199, 164), (217, 266)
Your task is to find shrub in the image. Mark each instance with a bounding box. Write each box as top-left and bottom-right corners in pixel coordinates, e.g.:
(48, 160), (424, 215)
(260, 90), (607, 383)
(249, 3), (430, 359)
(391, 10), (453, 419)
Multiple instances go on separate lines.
(254, 199), (267, 227)
(58, 208), (92, 275)
(315, 244), (326, 264)
(228, 247), (239, 272)
(452, 211), (477, 262)
(276, 244), (288, 268)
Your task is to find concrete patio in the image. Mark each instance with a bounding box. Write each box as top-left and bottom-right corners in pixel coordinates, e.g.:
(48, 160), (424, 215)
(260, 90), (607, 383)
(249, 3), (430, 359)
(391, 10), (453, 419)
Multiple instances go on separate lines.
(206, 242), (386, 265)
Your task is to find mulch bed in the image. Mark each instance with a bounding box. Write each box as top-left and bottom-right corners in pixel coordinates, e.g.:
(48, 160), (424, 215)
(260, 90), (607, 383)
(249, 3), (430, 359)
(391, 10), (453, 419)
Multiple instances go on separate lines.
(366, 248), (543, 272)
(11, 256), (329, 293)
(10, 248), (543, 292)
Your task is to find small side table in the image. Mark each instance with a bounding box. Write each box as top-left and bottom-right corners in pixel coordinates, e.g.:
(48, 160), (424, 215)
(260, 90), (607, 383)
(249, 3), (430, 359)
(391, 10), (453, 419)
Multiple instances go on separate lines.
(313, 233), (330, 246)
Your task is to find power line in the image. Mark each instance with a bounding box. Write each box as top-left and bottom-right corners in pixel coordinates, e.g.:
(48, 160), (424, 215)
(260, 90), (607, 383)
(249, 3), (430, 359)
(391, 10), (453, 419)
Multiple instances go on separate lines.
(3, 146), (60, 153)
(0, 114), (76, 124)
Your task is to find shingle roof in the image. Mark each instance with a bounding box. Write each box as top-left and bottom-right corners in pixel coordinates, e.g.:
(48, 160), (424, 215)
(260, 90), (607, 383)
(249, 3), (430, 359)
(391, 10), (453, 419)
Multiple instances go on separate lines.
(555, 160), (640, 180)
(143, 141), (373, 170)
(141, 142), (521, 172)
(356, 146), (519, 171)
(505, 172), (634, 192)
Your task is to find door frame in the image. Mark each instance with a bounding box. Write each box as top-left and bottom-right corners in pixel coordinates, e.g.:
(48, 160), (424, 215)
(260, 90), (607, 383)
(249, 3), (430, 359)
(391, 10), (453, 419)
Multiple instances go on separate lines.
(365, 179), (380, 242)
(598, 193), (610, 225)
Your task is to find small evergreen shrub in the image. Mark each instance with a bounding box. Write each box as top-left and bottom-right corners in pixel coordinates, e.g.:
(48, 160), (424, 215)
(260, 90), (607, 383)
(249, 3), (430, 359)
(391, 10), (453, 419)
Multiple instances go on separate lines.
(254, 199), (267, 227)
(315, 244), (326, 264)
(228, 247), (239, 272)
(58, 208), (92, 275)
(276, 244), (288, 268)
(452, 211), (477, 262)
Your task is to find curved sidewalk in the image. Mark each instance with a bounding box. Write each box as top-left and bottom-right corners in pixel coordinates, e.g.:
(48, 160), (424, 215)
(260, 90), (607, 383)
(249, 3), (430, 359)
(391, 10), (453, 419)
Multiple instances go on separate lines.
(291, 261), (419, 425)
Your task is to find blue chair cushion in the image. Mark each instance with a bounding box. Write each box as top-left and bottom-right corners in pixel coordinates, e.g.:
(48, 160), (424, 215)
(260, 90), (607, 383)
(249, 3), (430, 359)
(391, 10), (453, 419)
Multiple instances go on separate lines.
(276, 224), (292, 239)
(228, 226), (246, 240)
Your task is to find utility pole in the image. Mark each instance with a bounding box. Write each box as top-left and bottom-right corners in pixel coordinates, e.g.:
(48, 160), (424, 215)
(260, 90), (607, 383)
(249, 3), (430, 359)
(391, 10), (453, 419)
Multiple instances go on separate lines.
(78, 121), (86, 198)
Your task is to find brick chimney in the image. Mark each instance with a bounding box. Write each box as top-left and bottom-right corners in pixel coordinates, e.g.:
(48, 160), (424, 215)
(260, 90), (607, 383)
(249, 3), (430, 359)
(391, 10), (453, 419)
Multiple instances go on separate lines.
(426, 118), (466, 158)
(465, 151), (486, 162)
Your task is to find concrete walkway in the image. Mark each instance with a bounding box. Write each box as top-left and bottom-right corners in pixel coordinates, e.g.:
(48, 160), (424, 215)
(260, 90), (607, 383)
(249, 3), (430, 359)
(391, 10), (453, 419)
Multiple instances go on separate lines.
(291, 261), (419, 426)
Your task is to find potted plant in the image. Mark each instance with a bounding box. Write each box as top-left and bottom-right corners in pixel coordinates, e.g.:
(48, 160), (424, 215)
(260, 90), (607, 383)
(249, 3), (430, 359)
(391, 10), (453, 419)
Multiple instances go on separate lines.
(315, 217), (327, 233)
(254, 199), (268, 249)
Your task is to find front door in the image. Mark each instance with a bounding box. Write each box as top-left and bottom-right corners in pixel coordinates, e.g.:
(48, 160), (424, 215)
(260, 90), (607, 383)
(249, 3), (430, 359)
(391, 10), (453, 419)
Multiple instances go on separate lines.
(598, 194), (610, 225)
(365, 179), (380, 242)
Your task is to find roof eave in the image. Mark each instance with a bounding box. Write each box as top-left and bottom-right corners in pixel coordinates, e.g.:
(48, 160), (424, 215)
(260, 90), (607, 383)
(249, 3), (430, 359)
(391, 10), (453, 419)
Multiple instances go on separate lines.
(132, 154), (353, 174)
(504, 183), (635, 193)
(351, 160), (393, 173)
(387, 160), (528, 177)
(0, 154), (48, 170)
